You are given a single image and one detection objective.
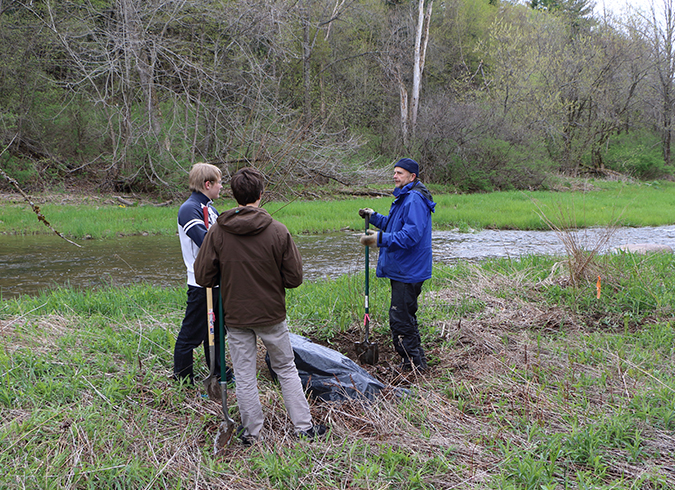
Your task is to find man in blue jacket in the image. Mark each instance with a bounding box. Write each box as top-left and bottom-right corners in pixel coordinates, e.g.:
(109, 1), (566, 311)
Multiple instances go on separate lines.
(358, 158), (435, 371)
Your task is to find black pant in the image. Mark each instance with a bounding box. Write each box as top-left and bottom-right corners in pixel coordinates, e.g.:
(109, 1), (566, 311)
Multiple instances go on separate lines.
(173, 285), (222, 383)
(389, 279), (427, 368)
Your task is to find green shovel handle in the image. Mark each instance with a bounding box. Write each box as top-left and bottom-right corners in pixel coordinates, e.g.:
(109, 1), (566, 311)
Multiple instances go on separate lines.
(364, 214), (370, 341)
(218, 285), (226, 380)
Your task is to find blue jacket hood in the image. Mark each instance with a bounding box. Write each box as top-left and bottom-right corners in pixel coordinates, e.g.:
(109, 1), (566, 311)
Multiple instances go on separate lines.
(393, 181), (436, 212)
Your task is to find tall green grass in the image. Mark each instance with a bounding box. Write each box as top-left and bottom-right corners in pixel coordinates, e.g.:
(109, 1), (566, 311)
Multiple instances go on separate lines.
(3, 180), (675, 238)
(2, 283), (185, 319)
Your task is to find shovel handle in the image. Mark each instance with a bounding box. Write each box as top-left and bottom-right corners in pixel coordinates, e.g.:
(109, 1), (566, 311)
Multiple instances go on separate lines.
(218, 283), (236, 426)
(204, 206), (216, 374)
(206, 289), (216, 349)
(364, 214), (370, 341)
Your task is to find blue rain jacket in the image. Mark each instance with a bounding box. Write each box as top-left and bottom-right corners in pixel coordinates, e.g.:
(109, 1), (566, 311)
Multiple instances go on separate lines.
(369, 181), (436, 283)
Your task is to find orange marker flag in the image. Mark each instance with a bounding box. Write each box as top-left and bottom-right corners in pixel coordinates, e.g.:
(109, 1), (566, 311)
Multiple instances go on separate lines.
(596, 276), (601, 299)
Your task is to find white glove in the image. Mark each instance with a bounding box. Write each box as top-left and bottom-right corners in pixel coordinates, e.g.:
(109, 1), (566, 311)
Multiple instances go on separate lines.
(359, 229), (378, 247)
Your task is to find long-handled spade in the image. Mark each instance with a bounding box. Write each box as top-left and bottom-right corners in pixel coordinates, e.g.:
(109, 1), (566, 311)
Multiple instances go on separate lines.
(214, 290), (235, 453)
(354, 214), (379, 365)
(202, 207), (221, 401)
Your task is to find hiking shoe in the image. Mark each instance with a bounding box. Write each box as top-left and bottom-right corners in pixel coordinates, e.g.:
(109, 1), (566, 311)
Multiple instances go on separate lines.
(397, 360), (428, 374)
(236, 425), (259, 447)
(297, 424), (327, 440)
(396, 360), (413, 373)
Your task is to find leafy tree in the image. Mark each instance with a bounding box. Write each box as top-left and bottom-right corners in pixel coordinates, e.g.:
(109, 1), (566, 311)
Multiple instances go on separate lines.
(472, 2), (644, 176)
(530, 0), (595, 35)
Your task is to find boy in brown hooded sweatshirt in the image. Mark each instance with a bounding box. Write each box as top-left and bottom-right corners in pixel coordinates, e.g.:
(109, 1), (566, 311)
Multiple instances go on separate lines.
(194, 167), (326, 444)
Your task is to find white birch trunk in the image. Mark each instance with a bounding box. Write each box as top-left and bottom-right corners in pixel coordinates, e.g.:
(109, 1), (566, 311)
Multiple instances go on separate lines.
(410, 0), (433, 138)
(396, 65), (409, 147)
(118, 0), (162, 141)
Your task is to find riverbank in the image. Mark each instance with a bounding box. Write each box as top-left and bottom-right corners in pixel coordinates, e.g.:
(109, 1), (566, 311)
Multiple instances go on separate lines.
(2, 253), (674, 488)
(2, 179), (675, 238)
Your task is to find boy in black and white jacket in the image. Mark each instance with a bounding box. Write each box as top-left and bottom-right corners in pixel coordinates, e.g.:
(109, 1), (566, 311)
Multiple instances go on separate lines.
(174, 162), (232, 385)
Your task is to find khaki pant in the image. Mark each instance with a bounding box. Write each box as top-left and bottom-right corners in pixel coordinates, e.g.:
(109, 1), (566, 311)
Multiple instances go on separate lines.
(228, 320), (313, 438)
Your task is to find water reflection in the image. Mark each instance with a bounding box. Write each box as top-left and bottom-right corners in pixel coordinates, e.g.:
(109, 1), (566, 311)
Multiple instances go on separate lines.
(2, 225), (675, 298)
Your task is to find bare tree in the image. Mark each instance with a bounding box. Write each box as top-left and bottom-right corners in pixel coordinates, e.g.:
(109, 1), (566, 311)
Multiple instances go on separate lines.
(384, 0), (433, 148)
(634, 0), (675, 165)
(410, 0), (432, 138)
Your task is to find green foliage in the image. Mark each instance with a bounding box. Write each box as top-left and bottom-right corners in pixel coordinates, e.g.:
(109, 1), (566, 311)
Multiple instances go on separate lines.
(603, 130), (672, 180)
(448, 138), (551, 192)
(427, 0), (499, 88)
(0, 0), (671, 195)
(0, 156), (39, 188)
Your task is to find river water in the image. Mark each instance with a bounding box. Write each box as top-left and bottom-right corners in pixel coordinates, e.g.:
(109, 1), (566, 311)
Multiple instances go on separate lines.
(2, 226), (675, 298)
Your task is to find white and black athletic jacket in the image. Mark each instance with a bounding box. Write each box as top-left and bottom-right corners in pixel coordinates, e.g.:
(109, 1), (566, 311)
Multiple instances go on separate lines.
(177, 191), (218, 287)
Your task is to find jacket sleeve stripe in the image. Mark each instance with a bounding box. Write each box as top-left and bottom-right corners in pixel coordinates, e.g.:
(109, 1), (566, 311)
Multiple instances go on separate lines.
(183, 218), (203, 233)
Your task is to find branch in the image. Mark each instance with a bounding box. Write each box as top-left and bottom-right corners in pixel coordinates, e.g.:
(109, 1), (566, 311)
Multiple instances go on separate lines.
(0, 136), (81, 248)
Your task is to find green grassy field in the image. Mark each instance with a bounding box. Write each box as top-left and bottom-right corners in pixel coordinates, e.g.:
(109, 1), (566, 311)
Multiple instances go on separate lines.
(2, 249), (675, 488)
(2, 179), (675, 238)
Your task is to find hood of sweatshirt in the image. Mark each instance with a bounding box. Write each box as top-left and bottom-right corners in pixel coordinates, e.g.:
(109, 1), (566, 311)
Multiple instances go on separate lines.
(216, 206), (273, 236)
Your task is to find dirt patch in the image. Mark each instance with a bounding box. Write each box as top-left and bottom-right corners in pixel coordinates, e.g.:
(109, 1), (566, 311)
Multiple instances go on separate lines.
(0, 184), (395, 208)
(0, 191), (177, 207)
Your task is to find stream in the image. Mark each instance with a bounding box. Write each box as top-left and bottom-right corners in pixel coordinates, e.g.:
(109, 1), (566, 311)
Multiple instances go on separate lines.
(2, 225), (675, 298)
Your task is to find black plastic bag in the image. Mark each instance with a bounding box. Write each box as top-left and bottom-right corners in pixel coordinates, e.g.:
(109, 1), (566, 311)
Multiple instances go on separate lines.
(266, 333), (385, 402)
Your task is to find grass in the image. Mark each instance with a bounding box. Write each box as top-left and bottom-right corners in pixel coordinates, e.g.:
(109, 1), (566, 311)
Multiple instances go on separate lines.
(2, 250), (675, 488)
(2, 179), (675, 238)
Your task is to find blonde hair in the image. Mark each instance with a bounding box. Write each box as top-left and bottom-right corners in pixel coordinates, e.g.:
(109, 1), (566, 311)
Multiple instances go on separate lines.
(188, 163), (222, 192)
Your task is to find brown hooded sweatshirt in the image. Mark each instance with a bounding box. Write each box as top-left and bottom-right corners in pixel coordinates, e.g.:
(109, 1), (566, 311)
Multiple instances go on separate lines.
(193, 206), (303, 328)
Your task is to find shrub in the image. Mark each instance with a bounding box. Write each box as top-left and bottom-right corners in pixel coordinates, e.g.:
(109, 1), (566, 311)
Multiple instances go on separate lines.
(414, 96), (552, 191)
(603, 130), (672, 180)
(0, 156), (40, 191)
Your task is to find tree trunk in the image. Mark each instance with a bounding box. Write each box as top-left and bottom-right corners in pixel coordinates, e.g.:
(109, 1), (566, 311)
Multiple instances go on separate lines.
(410, 0), (432, 138)
(301, 0), (312, 127)
(652, 0), (675, 166)
(118, 0), (163, 143)
(395, 65), (409, 147)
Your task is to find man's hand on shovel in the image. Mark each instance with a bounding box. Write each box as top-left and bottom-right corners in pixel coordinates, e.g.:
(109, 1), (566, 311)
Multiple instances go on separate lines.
(359, 229), (378, 247)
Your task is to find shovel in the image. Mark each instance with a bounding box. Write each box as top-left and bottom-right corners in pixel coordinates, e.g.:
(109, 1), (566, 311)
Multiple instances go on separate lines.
(355, 214), (379, 365)
(202, 207), (221, 401)
(214, 289), (235, 453)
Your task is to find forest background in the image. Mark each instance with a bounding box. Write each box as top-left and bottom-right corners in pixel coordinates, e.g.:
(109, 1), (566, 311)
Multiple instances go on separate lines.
(1, 0), (675, 197)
